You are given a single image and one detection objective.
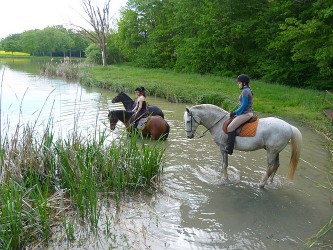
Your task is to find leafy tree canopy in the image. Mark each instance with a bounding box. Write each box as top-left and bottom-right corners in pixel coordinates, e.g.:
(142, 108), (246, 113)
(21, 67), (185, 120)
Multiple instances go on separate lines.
(115, 0), (333, 89)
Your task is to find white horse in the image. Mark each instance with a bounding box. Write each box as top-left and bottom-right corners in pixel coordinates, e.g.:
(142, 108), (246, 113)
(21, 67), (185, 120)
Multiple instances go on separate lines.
(184, 104), (302, 188)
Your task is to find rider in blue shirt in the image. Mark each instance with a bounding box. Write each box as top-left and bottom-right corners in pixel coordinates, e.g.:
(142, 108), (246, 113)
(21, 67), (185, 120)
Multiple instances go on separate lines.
(225, 74), (254, 155)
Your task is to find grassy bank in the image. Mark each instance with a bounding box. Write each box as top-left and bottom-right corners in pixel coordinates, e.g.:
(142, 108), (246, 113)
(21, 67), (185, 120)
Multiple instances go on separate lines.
(80, 64), (333, 141)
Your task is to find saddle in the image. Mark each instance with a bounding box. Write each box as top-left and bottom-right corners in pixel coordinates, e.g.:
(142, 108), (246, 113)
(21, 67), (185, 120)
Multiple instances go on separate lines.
(136, 116), (149, 129)
(223, 115), (259, 137)
(131, 110), (150, 130)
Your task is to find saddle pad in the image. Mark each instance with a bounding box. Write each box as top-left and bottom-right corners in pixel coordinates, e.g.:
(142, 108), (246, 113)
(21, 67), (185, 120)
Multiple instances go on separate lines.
(239, 118), (259, 137)
(223, 116), (259, 137)
(137, 117), (149, 129)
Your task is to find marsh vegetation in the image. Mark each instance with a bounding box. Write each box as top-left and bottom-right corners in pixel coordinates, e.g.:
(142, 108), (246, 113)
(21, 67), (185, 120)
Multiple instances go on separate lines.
(0, 91), (165, 248)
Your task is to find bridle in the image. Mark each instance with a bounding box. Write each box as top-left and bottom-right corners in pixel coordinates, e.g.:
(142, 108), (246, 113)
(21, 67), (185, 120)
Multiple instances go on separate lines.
(186, 110), (229, 138)
(185, 111), (200, 133)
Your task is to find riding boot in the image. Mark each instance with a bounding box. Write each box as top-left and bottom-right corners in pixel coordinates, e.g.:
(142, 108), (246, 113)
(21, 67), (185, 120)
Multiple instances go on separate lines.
(225, 131), (236, 155)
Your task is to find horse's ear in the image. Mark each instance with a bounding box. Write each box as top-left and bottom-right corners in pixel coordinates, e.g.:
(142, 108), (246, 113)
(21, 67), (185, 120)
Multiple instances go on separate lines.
(186, 108), (190, 114)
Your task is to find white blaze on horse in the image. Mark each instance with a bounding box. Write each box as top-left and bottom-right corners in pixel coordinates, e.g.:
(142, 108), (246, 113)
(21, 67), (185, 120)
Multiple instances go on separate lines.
(184, 104), (302, 188)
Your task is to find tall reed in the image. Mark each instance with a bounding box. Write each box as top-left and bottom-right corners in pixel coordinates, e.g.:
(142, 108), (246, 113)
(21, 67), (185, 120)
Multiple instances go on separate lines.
(0, 122), (165, 248)
(0, 69), (166, 248)
(40, 61), (82, 80)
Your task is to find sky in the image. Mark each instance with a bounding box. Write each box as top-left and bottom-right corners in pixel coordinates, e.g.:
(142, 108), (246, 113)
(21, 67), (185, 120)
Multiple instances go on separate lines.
(0, 0), (128, 39)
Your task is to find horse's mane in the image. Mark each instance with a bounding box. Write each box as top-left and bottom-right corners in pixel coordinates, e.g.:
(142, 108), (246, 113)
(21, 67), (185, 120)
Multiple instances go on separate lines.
(119, 92), (133, 102)
(191, 104), (226, 113)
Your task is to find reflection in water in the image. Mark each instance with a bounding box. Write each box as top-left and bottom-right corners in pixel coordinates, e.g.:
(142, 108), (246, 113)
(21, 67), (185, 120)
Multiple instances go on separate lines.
(1, 65), (114, 140)
(1, 61), (332, 249)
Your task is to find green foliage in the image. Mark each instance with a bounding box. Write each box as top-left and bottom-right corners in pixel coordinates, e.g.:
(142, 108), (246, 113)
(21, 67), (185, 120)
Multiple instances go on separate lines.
(0, 26), (88, 57)
(115, 0), (333, 89)
(85, 43), (102, 64)
(1, 34), (22, 54)
(2, 0), (333, 88)
(260, 0), (333, 89)
(106, 32), (124, 64)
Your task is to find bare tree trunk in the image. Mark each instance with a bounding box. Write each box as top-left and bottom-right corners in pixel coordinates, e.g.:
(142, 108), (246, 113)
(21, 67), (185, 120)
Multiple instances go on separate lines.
(77, 0), (111, 66)
(101, 41), (107, 66)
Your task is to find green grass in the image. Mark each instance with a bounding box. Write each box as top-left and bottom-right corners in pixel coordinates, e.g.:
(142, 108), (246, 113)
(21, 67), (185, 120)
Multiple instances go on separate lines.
(306, 216), (333, 249)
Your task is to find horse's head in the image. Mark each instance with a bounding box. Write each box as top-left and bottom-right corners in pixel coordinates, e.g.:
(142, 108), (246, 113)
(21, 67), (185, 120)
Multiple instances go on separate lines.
(184, 107), (200, 139)
(108, 110), (119, 130)
(111, 92), (124, 103)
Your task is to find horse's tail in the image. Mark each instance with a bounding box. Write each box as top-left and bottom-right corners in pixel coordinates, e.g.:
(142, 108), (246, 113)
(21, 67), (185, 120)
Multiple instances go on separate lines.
(161, 121), (170, 140)
(287, 126), (302, 180)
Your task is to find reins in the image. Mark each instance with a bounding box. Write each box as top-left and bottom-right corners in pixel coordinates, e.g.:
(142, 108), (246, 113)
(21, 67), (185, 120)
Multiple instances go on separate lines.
(196, 112), (229, 138)
(188, 105), (238, 138)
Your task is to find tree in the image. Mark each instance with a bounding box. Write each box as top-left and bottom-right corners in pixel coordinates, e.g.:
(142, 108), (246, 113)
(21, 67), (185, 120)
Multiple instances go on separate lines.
(1, 34), (22, 55)
(260, 0), (333, 89)
(85, 43), (102, 63)
(52, 27), (75, 58)
(69, 30), (89, 58)
(76, 0), (112, 66)
(20, 30), (39, 55)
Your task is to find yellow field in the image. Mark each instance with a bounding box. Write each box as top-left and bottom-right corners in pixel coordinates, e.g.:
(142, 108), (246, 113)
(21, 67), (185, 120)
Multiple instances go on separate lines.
(0, 50), (30, 56)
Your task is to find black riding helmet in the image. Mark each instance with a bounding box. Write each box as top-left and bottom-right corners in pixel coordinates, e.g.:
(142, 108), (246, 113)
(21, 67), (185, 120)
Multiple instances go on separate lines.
(237, 74), (250, 84)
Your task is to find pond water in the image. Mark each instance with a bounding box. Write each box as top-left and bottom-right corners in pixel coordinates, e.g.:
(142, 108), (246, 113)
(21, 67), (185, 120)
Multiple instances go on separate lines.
(1, 58), (332, 249)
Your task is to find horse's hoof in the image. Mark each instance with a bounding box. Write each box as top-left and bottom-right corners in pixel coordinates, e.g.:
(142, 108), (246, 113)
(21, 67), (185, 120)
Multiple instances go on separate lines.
(220, 176), (229, 185)
(259, 183), (265, 188)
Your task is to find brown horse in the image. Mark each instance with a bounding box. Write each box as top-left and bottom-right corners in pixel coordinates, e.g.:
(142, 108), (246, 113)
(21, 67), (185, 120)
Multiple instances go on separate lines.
(108, 110), (170, 140)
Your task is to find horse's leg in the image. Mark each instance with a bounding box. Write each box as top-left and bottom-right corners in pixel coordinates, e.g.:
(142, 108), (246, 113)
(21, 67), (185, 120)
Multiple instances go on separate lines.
(259, 151), (279, 188)
(269, 154), (279, 183)
(220, 145), (229, 181)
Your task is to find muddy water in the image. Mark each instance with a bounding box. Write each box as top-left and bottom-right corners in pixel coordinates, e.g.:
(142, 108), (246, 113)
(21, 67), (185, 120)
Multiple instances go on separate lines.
(1, 60), (332, 249)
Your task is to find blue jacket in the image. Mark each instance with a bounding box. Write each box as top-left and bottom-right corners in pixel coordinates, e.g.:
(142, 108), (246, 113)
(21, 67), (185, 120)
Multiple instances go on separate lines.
(234, 87), (253, 116)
